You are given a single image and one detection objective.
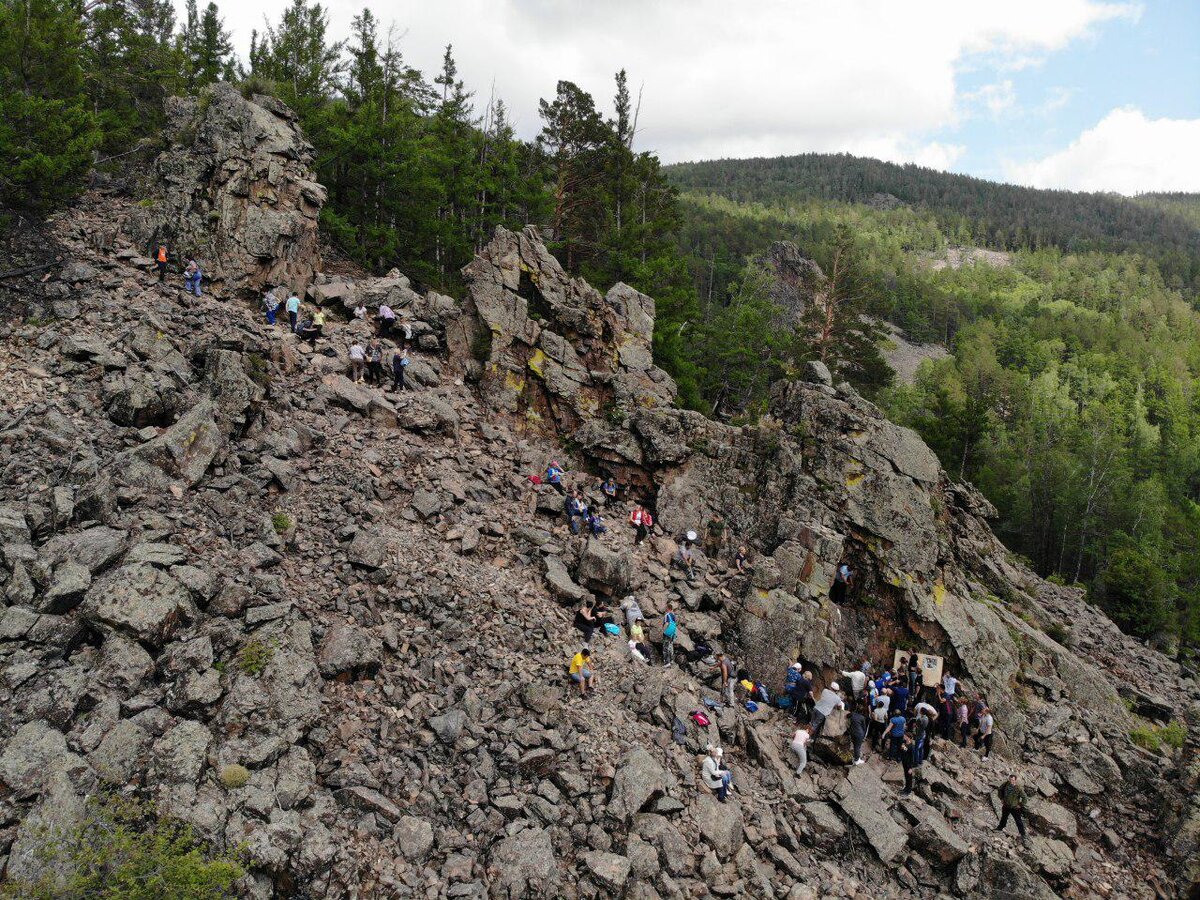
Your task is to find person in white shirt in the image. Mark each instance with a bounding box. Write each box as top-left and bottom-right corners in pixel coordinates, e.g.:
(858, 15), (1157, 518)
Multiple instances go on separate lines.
(701, 745), (732, 802)
(377, 303), (396, 336)
(810, 682), (845, 737)
(348, 342), (366, 383)
(840, 667), (868, 699)
(790, 726), (811, 775)
(942, 672), (958, 700)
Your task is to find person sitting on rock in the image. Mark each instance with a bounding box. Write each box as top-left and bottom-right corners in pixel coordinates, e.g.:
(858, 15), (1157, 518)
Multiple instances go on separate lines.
(569, 648), (595, 698)
(629, 505), (653, 544)
(353, 302), (367, 319)
(184, 258), (202, 297)
(996, 774), (1028, 842)
(702, 745), (733, 803)
(545, 461), (566, 494)
(599, 476), (618, 506)
(628, 639), (651, 664)
(574, 600), (598, 644)
(675, 541), (697, 581)
(348, 341), (366, 383)
(263, 289), (281, 325)
(734, 545), (750, 574)
(586, 510), (607, 536)
(308, 309), (325, 343)
(810, 682), (845, 737)
(790, 725), (812, 775)
(936, 686), (955, 741)
(628, 615), (646, 644)
(565, 490), (585, 535)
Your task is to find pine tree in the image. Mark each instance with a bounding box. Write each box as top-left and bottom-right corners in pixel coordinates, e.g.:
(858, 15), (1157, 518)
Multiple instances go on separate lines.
(193, 3), (234, 87)
(0, 0), (101, 212)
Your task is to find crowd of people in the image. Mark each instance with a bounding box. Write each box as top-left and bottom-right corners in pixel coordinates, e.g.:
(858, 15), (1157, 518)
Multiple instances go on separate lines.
(547, 462), (1022, 834)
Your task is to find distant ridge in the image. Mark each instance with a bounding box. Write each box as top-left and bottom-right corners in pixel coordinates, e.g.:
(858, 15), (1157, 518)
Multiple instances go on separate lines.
(665, 152), (1200, 291)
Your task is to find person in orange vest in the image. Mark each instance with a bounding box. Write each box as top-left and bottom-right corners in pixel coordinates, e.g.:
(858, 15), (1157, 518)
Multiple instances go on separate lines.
(155, 245), (168, 281)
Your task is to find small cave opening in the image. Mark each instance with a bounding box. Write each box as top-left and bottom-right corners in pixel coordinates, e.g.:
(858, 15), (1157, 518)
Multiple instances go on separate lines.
(517, 269), (554, 323)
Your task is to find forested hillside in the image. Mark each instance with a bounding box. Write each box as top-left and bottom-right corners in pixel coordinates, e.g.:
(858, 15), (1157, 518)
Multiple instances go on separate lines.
(666, 154), (1200, 293)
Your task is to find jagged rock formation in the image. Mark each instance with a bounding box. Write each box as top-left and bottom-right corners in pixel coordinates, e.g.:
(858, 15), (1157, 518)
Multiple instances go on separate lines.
(755, 240), (826, 325)
(0, 92), (1197, 900)
(124, 83), (326, 294)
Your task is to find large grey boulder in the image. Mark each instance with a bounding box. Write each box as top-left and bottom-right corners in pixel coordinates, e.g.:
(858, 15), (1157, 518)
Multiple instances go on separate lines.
(576, 541), (631, 596)
(833, 765), (908, 863)
(82, 563), (196, 647)
(694, 795), (744, 860)
(487, 824), (558, 899)
(123, 83), (324, 293)
(582, 850), (631, 893)
(112, 400), (224, 489)
(317, 623), (381, 679)
(608, 748), (675, 822)
(4, 769), (87, 890)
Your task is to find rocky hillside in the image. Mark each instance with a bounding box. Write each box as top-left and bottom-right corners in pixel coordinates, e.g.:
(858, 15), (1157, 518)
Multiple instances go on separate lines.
(1, 86), (1197, 900)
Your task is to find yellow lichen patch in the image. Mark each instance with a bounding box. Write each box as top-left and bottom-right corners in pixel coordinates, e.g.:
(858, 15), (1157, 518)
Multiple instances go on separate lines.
(503, 370), (525, 392)
(527, 349), (547, 378)
(933, 582), (947, 606)
(845, 471), (864, 488)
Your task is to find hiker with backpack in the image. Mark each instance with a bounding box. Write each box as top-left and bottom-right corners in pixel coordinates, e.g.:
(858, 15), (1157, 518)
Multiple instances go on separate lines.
(629, 505), (653, 544)
(365, 340), (384, 385)
(391, 347), (410, 391)
(790, 725), (812, 775)
(565, 490), (586, 535)
(701, 745), (733, 803)
(569, 648), (596, 698)
(661, 605), (677, 667)
(184, 259), (202, 297)
(301, 309), (325, 346)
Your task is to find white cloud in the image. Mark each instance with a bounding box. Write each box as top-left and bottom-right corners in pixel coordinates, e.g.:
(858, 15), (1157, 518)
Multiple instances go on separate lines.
(1007, 108), (1200, 194)
(203, 0), (1140, 164)
(964, 80), (1018, 118)
(1037, 86), (1077, 115)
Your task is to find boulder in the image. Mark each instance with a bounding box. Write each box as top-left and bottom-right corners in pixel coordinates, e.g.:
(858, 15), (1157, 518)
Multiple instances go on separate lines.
(609, 748), (674, 822)
(347, 527), (391, 569)
(395, 815), (435, 862)
(151, 719), (211, 786)
(576, 541), (632, 596)
(82, 563), (196, 647)
(487, 825), (558, 899)
(833, 765), (908, 863)
(694, 795), (744, 860)
(582, 850), (631, 893)
(428, 709), (467, 745)
(112, 400), (224, 489)
(317, 623), (381, 679)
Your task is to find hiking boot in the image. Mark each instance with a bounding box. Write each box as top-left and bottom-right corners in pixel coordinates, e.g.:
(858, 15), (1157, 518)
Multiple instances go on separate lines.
(854, 758), (865, 765)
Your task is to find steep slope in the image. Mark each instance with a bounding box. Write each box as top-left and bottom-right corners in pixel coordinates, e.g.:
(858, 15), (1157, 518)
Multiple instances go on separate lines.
(0, 88), (1197, 900)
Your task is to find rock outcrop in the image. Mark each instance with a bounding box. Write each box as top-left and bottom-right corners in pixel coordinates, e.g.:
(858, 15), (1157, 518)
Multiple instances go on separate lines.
(125, 83), (326, 294)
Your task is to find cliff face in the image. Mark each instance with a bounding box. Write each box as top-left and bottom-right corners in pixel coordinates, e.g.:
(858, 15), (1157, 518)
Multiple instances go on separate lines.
(0, 91), (1196, 900)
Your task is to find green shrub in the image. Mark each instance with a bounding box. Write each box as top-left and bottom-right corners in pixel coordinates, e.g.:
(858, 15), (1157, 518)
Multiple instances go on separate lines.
(236, 640), (274, 676)
(271, 512), (293, 534)
(1130, 725), (1161, 753)
(218, 764), (250, 789)
(1131, 721), (1186, 753)
(0, 794), (242, 900)
(243, 353), (270, 389)
(1044, 621), (1070, 645)
(1160, 721), (1187, 750)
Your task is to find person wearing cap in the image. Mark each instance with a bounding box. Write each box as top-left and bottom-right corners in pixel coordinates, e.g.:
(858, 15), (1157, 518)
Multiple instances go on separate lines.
(569, 648), (595, 698)
(701, 745), (733, 802)
(810, 682), (845, 737)
(790, 725), (812, 775)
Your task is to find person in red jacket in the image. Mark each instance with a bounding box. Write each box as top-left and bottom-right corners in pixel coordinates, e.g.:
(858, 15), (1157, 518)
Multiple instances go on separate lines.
(629, 505), (653, 544)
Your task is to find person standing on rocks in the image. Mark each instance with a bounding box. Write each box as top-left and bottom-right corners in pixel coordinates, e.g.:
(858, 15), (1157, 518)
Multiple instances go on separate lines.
(263, 289), (281, 325)
(365, 340), (384, 385)
(702, 746), (733, 802)
(662, 605), (677, 667)
(391, 347), (409, 391)
(713, 652), (737, 706)
(704, 513), (727, 562)
(956, 697), (971, 747)
(349, 341), (366, 383)
(886, 707), (908, 760)
(913, 704), (932, 764)
(831, 561), (854, 602)
(975, 705), (995, 759)
(569, 648), (595, 698)
(936, 686), (955, 741)
(840, 666), (869, 703)
(870, 690), (892, 751)
(849, 700), (869, 765)
(155, 244), (169, 281)
(545, 460), (566, 494)
(286, 291), (301, 331)
(899, 730), (919, 796)
(996, 774), (1028, 841)
(377, 303), (396, 336)
(630, 504), (653, 544)
(810, 682), (846, 737)
(790, 725), (812, 775)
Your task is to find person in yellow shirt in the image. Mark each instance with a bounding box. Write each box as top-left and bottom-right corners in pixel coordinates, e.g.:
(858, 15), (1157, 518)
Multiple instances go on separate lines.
(569, 648), (595, 698)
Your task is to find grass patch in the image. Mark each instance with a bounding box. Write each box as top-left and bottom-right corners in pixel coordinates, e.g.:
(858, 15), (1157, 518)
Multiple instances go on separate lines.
(243, 352), (270, 389)
(0, 794), (242, 900)
(218, 764), (250, 789)
(236, 639), (274, 677)
(1131, 721), (1187, 753)
(271, 511), (293, 534)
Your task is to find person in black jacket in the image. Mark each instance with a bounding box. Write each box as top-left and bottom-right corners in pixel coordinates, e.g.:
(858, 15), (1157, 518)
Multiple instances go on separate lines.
(899, 731), (919, 795)
(997, 774), (1028, 841)
(849, 702), (869, 765)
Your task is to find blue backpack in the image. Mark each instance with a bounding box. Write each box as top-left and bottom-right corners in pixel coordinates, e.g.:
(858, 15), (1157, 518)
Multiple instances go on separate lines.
(663, 614), (677, 639)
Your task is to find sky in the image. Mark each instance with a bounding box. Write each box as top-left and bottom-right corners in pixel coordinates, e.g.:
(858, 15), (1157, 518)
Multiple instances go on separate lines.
(206, 0), (1200, 195)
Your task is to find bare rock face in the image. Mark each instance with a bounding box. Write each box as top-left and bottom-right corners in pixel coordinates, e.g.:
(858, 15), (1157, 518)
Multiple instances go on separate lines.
(755, 240), (826, 324)
(125, 83), (325, 294)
